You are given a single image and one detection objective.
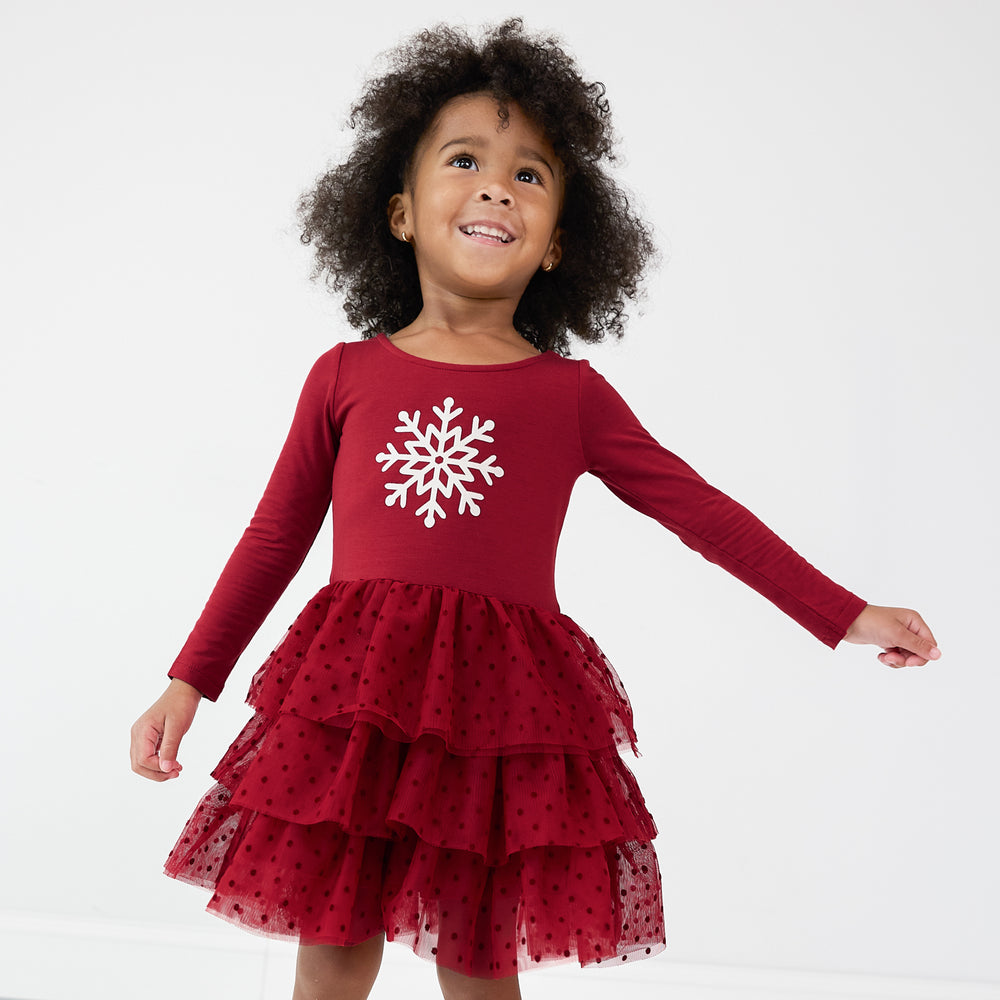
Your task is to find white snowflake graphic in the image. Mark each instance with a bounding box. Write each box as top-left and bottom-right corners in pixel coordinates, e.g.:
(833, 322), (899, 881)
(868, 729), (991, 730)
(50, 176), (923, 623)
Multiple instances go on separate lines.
(375, 397), (504, 528)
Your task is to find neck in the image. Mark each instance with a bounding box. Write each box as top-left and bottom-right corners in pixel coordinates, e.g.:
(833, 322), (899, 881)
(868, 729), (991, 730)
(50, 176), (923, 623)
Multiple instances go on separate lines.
(390, 298), (540, 364)
(408, 279), (522, 340)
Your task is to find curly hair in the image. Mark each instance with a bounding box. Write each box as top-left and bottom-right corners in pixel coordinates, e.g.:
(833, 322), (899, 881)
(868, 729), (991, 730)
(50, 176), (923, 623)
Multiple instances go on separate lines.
(298, 19), (655, 355)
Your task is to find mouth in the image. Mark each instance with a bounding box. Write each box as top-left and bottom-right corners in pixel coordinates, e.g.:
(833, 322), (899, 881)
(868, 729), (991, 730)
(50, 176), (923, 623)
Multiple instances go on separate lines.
(459, 223), (515, 245)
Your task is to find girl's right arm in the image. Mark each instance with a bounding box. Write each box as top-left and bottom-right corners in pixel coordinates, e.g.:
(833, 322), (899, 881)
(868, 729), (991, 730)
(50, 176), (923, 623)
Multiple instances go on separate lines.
(167, 344), (344, 701)
(129, 344), (345, 779)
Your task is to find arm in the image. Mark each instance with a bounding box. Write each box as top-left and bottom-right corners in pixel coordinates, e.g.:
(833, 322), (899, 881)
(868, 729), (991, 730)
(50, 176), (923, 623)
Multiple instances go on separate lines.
(129, 346), (344, 781)
(578, 362), (938, 660)
(166, 344), (344, 701)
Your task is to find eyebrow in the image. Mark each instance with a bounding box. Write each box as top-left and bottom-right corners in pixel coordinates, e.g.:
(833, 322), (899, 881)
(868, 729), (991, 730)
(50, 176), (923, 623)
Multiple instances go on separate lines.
(437, 136), (558, 180)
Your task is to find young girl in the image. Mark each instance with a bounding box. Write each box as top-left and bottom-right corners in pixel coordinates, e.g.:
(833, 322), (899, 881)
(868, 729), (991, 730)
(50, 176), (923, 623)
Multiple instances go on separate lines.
(130, 20), (939, 1000)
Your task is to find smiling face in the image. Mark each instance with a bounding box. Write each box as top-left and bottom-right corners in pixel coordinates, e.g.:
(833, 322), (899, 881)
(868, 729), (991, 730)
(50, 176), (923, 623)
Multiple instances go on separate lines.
(388, 93), (564, 310)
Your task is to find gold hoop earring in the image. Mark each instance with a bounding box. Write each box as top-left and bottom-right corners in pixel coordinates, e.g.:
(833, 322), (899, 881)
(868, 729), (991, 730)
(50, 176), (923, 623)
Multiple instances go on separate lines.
(543, 261), (554, 272)
(401, 231), (409, 244)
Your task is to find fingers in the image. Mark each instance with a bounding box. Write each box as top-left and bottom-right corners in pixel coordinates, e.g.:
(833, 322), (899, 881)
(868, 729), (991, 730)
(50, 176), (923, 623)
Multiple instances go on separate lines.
(878, 647), (929, 668)
(157, 717), (185, 776)
(130, 681), (201, 781)
(882, 610), (941, 668)
(130, 715), (180, 782)
(846, 605), (941, 669)
(895, 610), (940, 658)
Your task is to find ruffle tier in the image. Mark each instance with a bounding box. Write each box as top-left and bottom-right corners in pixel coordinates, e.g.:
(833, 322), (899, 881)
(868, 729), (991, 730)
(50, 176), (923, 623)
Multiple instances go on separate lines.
(165, 579), (665, 977)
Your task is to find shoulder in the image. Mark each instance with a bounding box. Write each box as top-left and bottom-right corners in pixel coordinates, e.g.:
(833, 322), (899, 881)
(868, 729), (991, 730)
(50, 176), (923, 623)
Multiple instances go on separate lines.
(539, 350), (593, 384)
(295, 340), (366, 409)
(546, 350), (584, 369)
(304, 337), (378, 381)
(297, 341), (343, 390)
(571, 356), (651, 434)
(556, 353), (618, 398)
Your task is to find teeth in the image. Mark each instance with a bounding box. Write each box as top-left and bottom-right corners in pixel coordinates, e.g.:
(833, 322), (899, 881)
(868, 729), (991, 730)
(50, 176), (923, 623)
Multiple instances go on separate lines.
(461, 225), (512, 243)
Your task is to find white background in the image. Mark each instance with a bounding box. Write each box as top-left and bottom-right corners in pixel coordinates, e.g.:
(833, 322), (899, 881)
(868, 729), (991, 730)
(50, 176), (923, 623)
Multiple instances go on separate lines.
(2, 1), (997, 997)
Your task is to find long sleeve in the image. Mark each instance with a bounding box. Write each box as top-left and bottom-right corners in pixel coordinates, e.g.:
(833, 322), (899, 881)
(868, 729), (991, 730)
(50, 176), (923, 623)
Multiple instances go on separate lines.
(168, 344), (344, 700)
(578, 361), (866, 647)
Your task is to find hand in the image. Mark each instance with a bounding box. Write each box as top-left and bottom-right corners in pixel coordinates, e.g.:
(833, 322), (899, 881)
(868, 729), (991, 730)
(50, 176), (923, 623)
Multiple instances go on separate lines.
(130, 678), (202, 781)
(843, 605), (941, 668)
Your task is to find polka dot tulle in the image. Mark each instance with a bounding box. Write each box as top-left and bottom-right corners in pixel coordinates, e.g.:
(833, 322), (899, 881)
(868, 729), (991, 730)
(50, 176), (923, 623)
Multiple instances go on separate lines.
(165, 579), (666, 977)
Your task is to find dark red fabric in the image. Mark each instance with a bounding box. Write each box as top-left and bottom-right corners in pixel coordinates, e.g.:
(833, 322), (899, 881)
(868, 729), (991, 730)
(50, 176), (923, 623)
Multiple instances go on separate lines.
(169, 335), (864, 701)
(164, 335), (865, 976)
(166, 581), (663, 975)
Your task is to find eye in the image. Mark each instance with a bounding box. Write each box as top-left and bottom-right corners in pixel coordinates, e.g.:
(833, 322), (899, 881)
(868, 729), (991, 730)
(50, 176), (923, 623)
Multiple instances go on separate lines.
(449, 154), (478, 171)
(516, 168), (541, 185)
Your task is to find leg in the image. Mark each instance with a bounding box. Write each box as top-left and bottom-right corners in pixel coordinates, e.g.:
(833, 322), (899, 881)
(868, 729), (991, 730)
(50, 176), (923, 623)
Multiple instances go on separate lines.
(292, 933), (384, 1000)
(437, 965), (522, 1000)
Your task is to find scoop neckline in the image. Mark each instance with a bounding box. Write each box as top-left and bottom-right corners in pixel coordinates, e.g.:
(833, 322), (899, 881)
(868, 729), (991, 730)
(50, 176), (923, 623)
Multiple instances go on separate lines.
(377, 332), (551, 371)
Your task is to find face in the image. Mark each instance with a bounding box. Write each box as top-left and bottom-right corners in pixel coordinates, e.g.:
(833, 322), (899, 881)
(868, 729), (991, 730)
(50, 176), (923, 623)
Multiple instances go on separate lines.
(388, 93), (564, 305)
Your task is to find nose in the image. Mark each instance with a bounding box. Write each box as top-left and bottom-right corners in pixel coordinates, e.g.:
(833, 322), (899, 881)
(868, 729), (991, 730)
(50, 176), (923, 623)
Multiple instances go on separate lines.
(477, 177), (513, 206)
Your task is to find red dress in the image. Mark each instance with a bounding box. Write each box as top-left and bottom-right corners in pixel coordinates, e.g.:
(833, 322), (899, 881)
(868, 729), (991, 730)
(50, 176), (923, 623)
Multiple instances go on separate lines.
(165, 334), (865, 978)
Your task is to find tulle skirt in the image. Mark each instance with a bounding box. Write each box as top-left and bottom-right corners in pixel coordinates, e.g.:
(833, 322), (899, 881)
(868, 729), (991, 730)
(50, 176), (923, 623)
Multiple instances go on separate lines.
(165, 578), (665, 978)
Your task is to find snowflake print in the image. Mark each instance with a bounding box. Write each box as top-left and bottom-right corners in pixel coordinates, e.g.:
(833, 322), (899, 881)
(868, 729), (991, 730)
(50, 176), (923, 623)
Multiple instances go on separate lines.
(375, 397), (504, 528)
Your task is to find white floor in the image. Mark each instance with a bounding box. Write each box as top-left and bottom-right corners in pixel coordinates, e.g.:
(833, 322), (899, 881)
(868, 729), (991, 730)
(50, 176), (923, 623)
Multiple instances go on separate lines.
(1, 912), (998, 1000)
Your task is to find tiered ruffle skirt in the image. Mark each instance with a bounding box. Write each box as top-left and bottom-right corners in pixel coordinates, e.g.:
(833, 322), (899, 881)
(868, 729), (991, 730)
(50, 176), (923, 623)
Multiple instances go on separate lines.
(165, 579), (665, 978)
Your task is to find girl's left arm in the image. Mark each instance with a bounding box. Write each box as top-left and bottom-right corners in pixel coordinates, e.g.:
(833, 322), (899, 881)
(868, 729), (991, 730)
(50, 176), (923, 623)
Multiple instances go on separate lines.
(578, 363), (940, 666)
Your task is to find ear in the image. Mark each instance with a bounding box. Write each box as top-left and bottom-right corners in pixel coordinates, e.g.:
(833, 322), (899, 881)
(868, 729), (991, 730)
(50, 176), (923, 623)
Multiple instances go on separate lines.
(543, 227), (563, 271)
(387, 193), (411, 243)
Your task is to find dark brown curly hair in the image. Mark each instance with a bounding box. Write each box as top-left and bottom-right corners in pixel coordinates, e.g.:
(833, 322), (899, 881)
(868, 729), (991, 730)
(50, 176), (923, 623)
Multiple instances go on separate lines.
(298, 19), (656, 355)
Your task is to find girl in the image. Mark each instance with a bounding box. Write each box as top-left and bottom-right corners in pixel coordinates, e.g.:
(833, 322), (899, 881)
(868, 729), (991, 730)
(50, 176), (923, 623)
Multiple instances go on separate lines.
(130, 20), (939, 1000)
